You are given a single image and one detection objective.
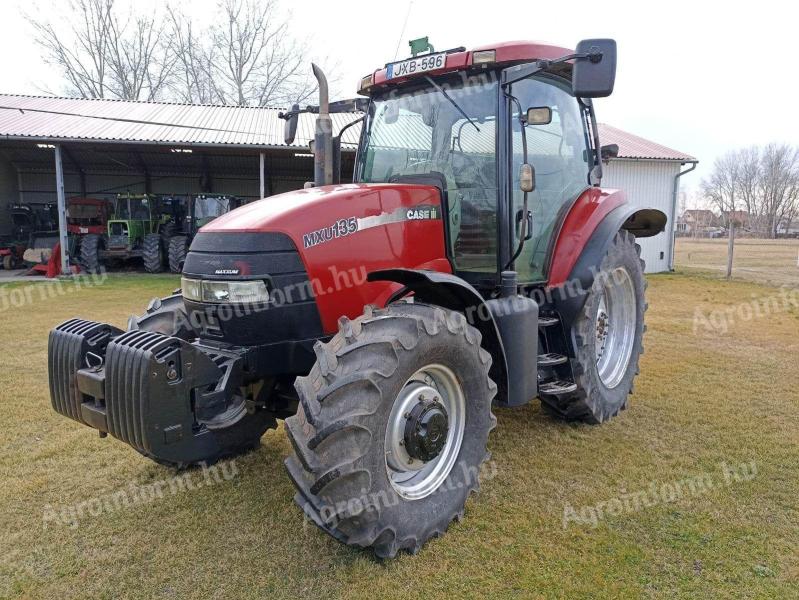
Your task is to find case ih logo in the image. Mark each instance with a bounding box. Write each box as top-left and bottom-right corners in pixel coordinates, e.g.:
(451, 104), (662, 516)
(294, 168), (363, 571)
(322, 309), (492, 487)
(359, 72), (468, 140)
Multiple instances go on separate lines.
(302, 206), (441, 249)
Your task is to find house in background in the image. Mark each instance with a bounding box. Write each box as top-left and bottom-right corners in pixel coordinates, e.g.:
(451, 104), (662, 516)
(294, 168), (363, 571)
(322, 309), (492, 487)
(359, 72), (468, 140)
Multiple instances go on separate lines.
(677, 209), (718, 235)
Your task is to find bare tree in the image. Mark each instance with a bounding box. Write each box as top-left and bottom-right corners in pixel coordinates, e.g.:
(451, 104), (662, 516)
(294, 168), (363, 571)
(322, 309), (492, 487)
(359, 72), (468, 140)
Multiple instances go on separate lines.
(29, 0), (176, 101)
(29, 0), (334, 106)
(757, 144), (799, 238)
(28, 0), (113, 98)
(166, 7), (216, 104)
(208, 0), (321, 106)
(701, 150), (742, 278)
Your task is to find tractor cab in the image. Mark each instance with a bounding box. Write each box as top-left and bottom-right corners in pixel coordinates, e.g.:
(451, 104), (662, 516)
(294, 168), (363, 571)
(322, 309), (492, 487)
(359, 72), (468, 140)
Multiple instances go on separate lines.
(107, 193), (161, 251)
(66, 198), (110, 235)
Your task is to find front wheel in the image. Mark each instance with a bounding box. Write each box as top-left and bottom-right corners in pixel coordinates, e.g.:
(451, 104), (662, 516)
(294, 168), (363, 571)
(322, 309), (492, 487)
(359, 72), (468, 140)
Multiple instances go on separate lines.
(540, 230), (647, 423)
(285, 302), (497, 558)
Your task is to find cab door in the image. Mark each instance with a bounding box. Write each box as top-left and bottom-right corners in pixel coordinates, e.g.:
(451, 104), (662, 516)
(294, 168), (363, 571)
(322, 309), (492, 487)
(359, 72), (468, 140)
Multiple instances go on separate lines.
(509, 76), (591, 282)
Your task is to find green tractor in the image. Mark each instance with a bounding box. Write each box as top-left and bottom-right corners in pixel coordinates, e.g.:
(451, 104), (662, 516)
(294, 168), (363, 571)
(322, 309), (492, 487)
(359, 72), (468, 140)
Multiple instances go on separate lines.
(80, 194), (169, 273)
(167, 195), (244, 273)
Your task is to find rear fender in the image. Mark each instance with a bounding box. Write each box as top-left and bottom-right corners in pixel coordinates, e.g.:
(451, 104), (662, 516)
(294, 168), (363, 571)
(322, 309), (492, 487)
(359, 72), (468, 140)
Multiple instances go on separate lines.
(367, 268), (510, 405)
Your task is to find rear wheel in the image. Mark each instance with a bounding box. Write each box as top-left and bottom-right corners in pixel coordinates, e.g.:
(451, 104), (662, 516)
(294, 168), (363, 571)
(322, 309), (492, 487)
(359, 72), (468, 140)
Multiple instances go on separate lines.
(79, 234), (104, 274)
(285, 302), (496, 558)
(540, 230), (646, 423)
(168, 235), (188, 273)
(2, 254), (16, 270)
(142, 233), (163, 273)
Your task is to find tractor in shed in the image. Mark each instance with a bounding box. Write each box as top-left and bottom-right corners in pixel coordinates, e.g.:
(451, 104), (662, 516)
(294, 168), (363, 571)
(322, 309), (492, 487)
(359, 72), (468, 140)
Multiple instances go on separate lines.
(47, 39), (667, 558)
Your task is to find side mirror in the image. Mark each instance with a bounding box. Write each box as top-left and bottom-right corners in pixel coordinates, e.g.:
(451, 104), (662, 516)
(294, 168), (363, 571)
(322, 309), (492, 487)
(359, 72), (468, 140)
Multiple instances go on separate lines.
(284, 104), (299, 145)
(572, 39), (617, 98)
(519, 163), (536, 193)
(600, 143), (619, 161)
(525, 106), (552, 125)
(384, 102), (399, 124)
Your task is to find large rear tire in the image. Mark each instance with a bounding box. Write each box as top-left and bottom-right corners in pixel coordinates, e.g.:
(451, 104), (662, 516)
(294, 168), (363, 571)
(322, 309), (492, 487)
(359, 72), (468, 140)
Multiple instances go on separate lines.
(285, 302), (497, 558)
(79, 234), (104, 274)
(142, 233), (164, 273)
(540, 230), (646, 423)
(2, 254), (16, 270)
(168, 235), (188, 273)
(129, 293), (277, 468)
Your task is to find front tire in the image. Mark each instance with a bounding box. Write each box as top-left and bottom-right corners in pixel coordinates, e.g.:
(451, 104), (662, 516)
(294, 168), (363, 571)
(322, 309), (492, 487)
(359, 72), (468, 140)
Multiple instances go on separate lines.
(540, 230), (646, 423)
(285, 302), (497, 558)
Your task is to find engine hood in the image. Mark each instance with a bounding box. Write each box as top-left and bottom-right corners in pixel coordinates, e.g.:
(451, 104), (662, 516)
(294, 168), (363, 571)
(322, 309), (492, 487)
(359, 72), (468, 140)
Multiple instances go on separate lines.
(197, 182), (451, 333)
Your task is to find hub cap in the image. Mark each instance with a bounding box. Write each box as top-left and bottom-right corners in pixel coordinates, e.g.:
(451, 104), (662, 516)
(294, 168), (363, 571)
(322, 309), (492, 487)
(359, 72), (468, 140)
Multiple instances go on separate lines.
(594, 267), (637, 389)
(385, 364), (465, 500)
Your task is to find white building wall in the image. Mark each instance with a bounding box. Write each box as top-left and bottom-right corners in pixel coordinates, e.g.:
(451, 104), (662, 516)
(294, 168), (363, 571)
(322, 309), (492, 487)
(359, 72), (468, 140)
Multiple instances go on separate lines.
(601, 159), (682, 273)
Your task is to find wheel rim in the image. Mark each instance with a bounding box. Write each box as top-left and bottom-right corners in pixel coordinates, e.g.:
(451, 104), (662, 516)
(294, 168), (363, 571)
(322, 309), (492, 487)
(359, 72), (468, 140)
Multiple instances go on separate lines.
(385, 364), (466, 500)
(594, 267), (637, 389)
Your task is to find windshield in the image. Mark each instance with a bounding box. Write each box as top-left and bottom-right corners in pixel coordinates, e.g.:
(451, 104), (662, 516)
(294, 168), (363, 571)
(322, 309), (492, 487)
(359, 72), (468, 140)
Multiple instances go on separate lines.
(195, 197), (231, 220)
(357, 73), (499, 273)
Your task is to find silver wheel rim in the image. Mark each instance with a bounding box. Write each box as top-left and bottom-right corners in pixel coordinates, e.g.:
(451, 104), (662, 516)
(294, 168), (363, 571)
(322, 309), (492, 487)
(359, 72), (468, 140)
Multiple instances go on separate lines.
(594, 267), (637, 389)
(384, 364), (466, 500)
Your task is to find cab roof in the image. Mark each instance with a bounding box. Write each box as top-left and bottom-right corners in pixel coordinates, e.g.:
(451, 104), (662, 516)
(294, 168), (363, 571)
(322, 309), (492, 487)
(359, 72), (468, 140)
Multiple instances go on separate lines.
(364, 41), (574, 93)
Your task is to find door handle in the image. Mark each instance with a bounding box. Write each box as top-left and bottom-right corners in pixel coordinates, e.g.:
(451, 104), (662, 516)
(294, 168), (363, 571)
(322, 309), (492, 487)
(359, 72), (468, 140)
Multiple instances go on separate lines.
(516, 209), (533, 241)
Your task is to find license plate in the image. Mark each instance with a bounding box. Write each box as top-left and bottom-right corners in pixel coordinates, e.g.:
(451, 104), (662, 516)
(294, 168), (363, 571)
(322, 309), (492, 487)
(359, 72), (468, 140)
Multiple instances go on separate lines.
(386, 52), (446, 80)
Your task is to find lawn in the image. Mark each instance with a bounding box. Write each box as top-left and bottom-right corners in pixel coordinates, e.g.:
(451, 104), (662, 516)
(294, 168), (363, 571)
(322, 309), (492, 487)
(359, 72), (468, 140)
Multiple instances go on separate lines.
(675, 238), (799, 287)
(1, 271), (797, 599)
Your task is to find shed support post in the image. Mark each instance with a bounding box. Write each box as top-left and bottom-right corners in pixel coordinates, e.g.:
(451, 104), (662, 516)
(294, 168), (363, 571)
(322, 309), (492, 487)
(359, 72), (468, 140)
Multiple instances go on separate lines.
(260, 152), (266, 199)
(54, 144), (70, 276)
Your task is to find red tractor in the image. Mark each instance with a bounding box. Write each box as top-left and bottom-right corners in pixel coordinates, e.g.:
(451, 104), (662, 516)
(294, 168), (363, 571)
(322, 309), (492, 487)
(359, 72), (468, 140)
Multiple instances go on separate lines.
(47, 39), (666, 558)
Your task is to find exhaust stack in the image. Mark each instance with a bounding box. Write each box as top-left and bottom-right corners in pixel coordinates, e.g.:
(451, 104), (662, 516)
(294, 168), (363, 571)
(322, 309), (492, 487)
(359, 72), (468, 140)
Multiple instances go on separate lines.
(311, 63), (333, 186)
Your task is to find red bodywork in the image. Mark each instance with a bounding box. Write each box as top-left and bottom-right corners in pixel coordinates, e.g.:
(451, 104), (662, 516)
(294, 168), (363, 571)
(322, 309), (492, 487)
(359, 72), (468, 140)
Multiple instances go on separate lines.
(204, 184), (451, 333)
(367, 41), (573, 91)
(547, 188), (627, 287)
(205, 40), (631, 333)
(67, 198), (110, 235)
(205, 182), (628, 334)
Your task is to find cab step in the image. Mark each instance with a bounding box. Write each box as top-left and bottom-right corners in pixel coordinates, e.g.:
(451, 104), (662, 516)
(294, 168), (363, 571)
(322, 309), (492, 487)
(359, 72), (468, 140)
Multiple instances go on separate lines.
(538, 352), (568, 367)
(539, 380), (578, 395)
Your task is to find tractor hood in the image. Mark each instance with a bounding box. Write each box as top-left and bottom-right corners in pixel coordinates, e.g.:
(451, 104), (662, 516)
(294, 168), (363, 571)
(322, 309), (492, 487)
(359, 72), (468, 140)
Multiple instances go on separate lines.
(193, 182), (451, 334)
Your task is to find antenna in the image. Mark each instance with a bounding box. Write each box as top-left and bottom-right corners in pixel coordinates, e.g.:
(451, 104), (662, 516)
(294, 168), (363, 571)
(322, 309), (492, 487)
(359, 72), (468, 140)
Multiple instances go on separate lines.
(393, 1), (413, 60)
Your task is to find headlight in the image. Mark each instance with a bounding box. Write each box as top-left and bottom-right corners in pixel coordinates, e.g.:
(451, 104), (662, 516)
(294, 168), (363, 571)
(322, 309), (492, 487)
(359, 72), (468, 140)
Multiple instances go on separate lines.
(181, 277), (269, 304)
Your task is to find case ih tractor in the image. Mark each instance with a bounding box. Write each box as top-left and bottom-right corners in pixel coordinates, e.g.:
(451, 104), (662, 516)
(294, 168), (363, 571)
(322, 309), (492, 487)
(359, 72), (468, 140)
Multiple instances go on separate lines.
(47, 39), (667, 558)
(167, 195), (245, 273)
(80, 194), (168, 273)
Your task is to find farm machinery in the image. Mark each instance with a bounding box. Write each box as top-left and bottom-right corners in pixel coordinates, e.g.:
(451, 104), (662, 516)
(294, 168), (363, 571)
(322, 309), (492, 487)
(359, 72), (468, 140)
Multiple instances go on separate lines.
(79, 194), (169, 273)
(47, 39), (667, 558)
(166, 195), (245, 273)
(1, 203), (58, 270)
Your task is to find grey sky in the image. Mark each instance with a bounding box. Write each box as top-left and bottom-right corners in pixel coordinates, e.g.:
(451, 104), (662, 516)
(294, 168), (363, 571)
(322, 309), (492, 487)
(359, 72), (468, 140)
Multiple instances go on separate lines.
(2, 0), (795, 194)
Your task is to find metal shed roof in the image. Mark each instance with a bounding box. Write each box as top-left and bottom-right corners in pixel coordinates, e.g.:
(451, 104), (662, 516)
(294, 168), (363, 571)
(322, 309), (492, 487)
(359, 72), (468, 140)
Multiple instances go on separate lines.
(0, 94), (695, 163)
(598, 123), (696, 162)
(0, 94), (361, 149)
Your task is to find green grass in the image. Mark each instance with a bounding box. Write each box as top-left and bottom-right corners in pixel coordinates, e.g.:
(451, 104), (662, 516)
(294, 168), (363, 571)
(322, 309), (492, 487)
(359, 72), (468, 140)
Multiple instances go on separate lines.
(1, 272), (797, 599)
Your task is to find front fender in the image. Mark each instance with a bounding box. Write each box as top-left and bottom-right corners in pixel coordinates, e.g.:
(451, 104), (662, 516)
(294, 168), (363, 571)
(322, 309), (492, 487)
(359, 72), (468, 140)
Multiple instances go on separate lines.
(367, 268), (510, 405)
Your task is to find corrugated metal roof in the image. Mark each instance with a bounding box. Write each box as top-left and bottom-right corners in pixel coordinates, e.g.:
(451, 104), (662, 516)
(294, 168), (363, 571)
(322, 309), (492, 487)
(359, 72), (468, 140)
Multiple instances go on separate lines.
(0, 94), (362, 149)
(598, 123), (696, 162)
(0, 94), (695, 163)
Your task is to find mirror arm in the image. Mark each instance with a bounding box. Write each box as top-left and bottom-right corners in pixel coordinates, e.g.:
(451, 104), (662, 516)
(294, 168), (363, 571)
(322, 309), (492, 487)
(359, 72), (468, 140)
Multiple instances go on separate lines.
(501, 51), (597, 87)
